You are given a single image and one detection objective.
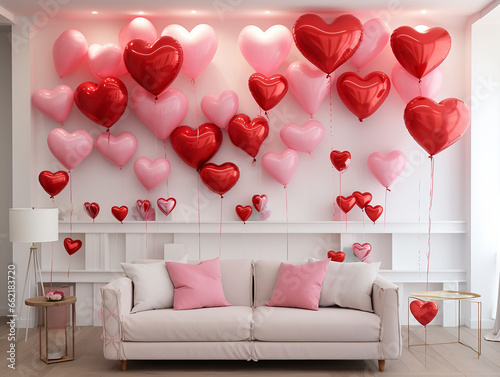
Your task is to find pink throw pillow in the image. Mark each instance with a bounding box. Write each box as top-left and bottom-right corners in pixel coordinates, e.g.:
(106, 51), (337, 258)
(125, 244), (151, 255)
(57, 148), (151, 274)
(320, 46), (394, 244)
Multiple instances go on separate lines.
(165, 257), (230, 310)
(266, 259), (330, 310)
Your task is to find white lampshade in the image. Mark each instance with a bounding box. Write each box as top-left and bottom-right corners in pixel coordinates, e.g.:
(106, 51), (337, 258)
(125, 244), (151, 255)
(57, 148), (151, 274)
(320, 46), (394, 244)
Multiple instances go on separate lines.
(9, 208), (59, 243)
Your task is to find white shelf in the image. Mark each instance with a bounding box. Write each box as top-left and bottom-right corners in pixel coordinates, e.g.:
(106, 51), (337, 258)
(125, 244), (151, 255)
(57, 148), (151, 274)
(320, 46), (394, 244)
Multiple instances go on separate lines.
(42, 270), (124, 282)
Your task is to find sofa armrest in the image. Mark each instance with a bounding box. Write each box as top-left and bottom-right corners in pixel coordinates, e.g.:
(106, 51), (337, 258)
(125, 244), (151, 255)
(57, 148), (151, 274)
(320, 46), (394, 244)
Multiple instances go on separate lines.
(100, 277), (133, 360)
(372, 275), (402, 360)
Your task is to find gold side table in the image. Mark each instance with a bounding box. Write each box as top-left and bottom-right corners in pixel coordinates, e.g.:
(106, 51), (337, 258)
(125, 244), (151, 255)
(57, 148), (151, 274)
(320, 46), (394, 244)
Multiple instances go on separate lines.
(408, 290), (481, 358)
(25, 296), (76, 364)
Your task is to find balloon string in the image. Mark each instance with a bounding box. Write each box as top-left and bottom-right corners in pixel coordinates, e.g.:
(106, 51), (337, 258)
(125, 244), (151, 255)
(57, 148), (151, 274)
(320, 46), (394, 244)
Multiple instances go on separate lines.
(418, 151), (421, 276)
(384, 188), (388, 229)
(329, 75), (333, 150)
(427, 156), (435, 292)
(418, 80), (422, 97)
(424, 325), (428, 367)
(198, 175), (201, 260)
(191, 79), (200, 126)
(69, 170), (73, 236)
(50, 241), (53, 291)
(285, 186), (289, 261)
(67, 255), (71, 279)
(219, 196), (223, 258)
(145, 220), (148, 251)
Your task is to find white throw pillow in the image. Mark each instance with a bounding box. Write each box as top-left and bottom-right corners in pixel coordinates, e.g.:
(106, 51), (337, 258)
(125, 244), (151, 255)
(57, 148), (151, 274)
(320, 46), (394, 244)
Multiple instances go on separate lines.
(121, 255), (187, 313)
(309, 258), (380, 312)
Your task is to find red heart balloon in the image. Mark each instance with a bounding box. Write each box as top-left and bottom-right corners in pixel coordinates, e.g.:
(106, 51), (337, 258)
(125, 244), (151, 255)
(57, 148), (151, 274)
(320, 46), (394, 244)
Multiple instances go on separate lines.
(64, 237), (82, 256)
(404, 97), (470, 156)
(248, 73), (288, 112)
(124, 36), (183, 96)
(235, 205), (253, 223)
(337, 71), (391, 122)
(293, 14), (363, 75)
(365, 205), (383, 223)
(111, 205), (128, 223)
(330, 150), (351, 173)
(74, 77), (128, 128)
(38, 170), (69, 198)
(170, 123), (222, 170)
(391, 26), (451, 79)
(336, 195), (356, 214)
(352, 191), (372, 210)
(228, 114), (269, 159)
(410, 299), (439, 326)
(157, 197), (176, 217)
(327, 250), (345, 263)
(252, 194), (268, 212)
(199, 162), (240, 196)
(83, 202), (100, 220)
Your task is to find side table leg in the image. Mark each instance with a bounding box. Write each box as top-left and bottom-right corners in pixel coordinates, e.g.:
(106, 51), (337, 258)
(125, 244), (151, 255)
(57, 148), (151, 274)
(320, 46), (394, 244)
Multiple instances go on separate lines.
(458, 300), (461, 343)
(72, 303), (76, 359)
(45, 307), (48, 363)
(38, 306), (42, 361)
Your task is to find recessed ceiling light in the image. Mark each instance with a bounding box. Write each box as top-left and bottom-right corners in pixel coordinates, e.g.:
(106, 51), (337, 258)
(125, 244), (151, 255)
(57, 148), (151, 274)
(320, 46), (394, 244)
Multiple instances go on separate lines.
(138, 11), (144, 15)
(191, 10), (197, 14)
(421, 9), (427, 14)
(264, 10), (271, 14)
(91, 11), (98, 14)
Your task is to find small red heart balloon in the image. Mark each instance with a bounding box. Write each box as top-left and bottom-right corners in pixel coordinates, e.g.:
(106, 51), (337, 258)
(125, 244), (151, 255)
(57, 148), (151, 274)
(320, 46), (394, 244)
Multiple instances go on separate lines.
(64, 237), (82, 256)
(410, 299), (439, 326)
(74, 77), (128, 128)
(352, 191), (372, 210)
(365, 205), (384, 223)
(228, 114), (269, 159)
(38, 170), (69, 198)
(83, 202), (100, 220)
(235, 205), (252, 223)
(337, 71), (391, 122)
(352, 242), (372, 262)
(404, 97), (470, 156)
(252, 194), (268, 212)
(124, 36), (183, 96)
(248, 73), (288, 111)
(157, 197), (176, 217)
(199, 162), (240, 197)
(170, 123), (222, 170)
(327, 250), (345, 263)
(293, 14), (363, 75)
(111, 205), (128, 223)
(330, 150), (351, 173)
(336, 195), (356, 214)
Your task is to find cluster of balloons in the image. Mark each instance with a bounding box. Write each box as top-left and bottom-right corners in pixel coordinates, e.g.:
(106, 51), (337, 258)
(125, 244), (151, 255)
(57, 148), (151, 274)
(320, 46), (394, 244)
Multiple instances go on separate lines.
(235, 194), (271, 223)
(335, 192), (383, 224)
(328, 242), (372, 264)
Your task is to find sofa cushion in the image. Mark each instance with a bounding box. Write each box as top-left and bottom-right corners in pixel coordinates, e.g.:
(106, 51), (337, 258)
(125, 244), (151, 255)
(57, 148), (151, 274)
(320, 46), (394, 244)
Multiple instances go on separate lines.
(253, 260), (283, 307)
(253, 306), (381, 342)
(122, 306), (253, 342)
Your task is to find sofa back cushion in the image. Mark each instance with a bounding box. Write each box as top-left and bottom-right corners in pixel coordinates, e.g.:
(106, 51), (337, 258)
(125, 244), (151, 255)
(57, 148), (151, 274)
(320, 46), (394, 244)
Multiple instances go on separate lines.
(253, 260), (282, 307)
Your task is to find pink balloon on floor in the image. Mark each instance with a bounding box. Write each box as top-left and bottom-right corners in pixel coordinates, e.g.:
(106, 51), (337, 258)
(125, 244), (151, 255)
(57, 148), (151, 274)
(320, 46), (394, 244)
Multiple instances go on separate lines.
(367, 151), (406, 189)
(280, 120), (324, 154)
(201, 90), (239, 130)
(96, 132), (138, 168)
(134, 157), (170, 191)
(350, 18), (390, 69)
(32, 85), (74, 124)
(392, 64), (444, 103)
(119, 17), (158, 48)
(53, 29), (88, 78)
(88, 43), (127, 79)
(47, 128), (94, 170)
(261, 148), (299, 187)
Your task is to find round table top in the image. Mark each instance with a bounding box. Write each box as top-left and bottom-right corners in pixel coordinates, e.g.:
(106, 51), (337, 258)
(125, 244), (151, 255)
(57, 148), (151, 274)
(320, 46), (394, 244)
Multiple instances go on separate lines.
(25, 296), (77, 307)
(410, 290), (481, 300)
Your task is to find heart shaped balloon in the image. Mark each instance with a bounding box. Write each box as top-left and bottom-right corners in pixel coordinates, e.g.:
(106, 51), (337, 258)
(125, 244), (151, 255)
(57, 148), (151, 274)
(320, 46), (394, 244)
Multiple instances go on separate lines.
(330, 150), (351, 173)
(367, 151), (406, 189)
(124, 36), (183, 96)
(161, 24), (218, 80)
(88, 43), (127, 79)
(199, 162), (240, 196)
(350, 18), (390, 69)
(352, 242), (372, 263)
(327, 250), (345, 263)
(352, 191), (372, 210)
(84, 202), (100, 220)
(248, 73), (288, 111)
(136, 199), (155, 221)
(238, 25), (292, 76)
(252, 194), (268, 212)
(157, 197), (176, 217)
(132, 88), (189, 141)
(201, 90), (239, 130)
(32, 85), (74, 124)
(365, 205), (383, 223)
(111, 206), (128, 223)
(392, 64), (443, 103)
(404, 97), (470, 156)
(228, 114), (269, 159)
(235, 205), (253, 223)
(53, 29), (88, 78)
(47, 128), (94, 170)
(261, 148), (299, 187)
(293, 14), (363, 75)
(170, 123), (222, 169)
(336, 195), (356, 214)
(286, 61), (331, 116)
(337, 71), (391, 122)
(119, 17), (158, 48)
(410, 299), (439, 326)
(38, 170), (69, 198)
(74, 77), (128, 129)
(391, 26), (451, 79)
(259, 208), (272, 221)
(64, 237), (82, 256)
(280, 120), (324, 154)
(134, 157), (170, 191)
(96, 132), (137, 168)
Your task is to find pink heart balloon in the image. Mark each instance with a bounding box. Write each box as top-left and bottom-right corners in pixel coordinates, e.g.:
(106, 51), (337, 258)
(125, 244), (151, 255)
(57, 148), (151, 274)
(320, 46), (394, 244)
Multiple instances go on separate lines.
(286, 61), (331, 116)
(261, 148), (299, 187)
(87, 43), (127, 79)
(350, 18), (390, 69)
(96, 132), (138, 168)
(32, 85), (74, 124)
(134, 157), (170, 191)
(392, 64), (444, 103)
(161, 24), (218, 80)
(119, 17), (158, 48)
(47, 128), (94, 170)
(239, 25), (292, 77)
(132, 88), (188, 141)
(136, 200), (155, 221)
(201, 90), (239, 130)
(260, 208), (272, 221)
(352, 242), (372, 263)
(367, 150), (407, 189)
(280, 120), (324, 154)
(157, 197), (176, 217)
(52, 29), (88, 78)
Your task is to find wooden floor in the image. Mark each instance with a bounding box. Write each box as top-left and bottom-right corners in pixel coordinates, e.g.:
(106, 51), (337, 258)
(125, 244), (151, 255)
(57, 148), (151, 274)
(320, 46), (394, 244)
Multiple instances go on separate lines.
(2, 320), (500, 376)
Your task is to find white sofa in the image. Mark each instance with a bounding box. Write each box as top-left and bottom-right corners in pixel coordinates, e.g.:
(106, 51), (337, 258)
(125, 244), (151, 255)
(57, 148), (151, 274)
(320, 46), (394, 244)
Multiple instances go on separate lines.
(101, 259), (401, 372)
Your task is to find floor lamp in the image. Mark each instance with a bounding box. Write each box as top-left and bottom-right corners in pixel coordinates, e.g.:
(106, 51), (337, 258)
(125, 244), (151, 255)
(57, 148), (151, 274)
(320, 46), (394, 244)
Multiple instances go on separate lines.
(9, 208), (59, 340)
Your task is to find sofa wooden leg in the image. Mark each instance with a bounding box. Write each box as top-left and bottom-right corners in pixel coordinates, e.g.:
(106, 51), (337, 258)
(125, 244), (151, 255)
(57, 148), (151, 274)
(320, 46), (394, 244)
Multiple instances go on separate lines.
(378, 360), (385, 372)
(121, 360), (127, 371)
